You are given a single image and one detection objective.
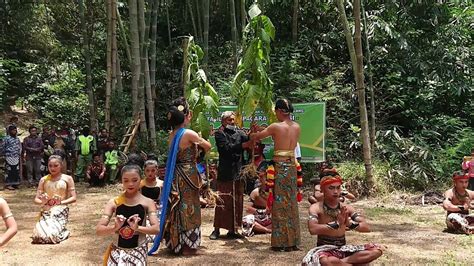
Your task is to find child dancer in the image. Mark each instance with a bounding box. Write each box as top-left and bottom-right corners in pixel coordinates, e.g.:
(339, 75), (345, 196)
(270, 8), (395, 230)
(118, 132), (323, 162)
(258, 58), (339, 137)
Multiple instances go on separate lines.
(97, 164), (159, 265)
(32, 155), (77, 244)
(141, 160), (164, 205)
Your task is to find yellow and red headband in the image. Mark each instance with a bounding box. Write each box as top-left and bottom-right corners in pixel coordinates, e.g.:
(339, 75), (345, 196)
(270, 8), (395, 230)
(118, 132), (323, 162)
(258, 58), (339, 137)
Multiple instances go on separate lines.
(320, 175), (343, 187)
(453, 173), (468, 181)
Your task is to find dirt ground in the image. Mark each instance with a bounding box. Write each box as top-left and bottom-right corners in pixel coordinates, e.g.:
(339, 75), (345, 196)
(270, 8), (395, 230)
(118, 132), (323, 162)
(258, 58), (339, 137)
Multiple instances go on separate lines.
(0, 184), (473, 265)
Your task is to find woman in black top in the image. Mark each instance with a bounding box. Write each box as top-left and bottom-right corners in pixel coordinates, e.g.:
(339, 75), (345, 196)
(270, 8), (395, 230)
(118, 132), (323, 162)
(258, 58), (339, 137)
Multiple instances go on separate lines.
(141, 160), (164, 204)
(96, 164), (159, 265)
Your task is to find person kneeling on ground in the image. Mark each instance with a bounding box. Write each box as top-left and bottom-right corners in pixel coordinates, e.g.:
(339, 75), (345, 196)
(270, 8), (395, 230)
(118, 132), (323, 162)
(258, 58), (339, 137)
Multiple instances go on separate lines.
(442, 171), (474, 234)
(242, 163), (272, 237)
(86, 153), (106, 187)
(302, 174), (384, 266)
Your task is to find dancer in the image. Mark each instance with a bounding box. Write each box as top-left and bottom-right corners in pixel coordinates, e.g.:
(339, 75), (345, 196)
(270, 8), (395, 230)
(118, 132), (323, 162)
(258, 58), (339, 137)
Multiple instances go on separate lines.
(97, 164), (159, 265)
(149, 97), (211, 255)
(32, 155), (76, 244)
(302, 174), (383, 265)
(443, 171), (474, 234)
(0, 197), (17, 247)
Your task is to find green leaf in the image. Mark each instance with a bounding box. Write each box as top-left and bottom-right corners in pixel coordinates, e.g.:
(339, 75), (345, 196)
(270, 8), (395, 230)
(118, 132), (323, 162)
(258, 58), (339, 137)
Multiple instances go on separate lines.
(197, 69), (207, 83)
(261, 15), (275, 40)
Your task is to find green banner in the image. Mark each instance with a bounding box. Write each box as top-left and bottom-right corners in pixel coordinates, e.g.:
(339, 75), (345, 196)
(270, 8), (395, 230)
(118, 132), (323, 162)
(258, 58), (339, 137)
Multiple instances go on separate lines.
(207, 102), (325, 163)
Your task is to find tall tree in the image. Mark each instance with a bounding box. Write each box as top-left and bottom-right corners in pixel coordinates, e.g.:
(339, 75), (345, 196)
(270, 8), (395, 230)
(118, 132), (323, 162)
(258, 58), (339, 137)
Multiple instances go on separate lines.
(202, 0), (210, 65)
(117, 5), (131, 64)
(336, 0), (374, 191)
(165, 0), (171, 46)
(362, 0), (376, 150)
(187, 1), (199, 42)
(291, 0), (299, 43)
(230, 0), (238, 69)
(195, 0), (203, 42)
(150, 0), (158, 100)
(240, 0), (246, 35)
(129, 0), (141, 117)
(105, 0), (113, 131)
(137, 0), (148, 136)
(79, 0), (97, 131)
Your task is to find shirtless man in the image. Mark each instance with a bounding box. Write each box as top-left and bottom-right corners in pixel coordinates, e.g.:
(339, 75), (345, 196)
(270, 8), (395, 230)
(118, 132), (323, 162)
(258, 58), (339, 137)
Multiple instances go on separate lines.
(250, 98), (301, 251)
(303, 175), (383, 265)
(442, 171), (474, 234)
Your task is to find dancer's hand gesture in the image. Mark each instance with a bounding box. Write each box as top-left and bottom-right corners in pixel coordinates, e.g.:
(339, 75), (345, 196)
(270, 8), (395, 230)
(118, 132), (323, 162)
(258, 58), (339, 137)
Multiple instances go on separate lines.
(127, 214), (142, 231)
(114, 215), (126, 230)
(39, 193), (50, 205)
(337, 206), (349, 227)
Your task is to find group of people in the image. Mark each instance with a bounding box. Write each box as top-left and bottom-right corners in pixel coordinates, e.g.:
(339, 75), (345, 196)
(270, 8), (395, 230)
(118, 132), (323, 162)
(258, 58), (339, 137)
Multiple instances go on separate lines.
(3, 97), (472, 265)
(0, 97), (385, 265)
(0, 117), (121, 190)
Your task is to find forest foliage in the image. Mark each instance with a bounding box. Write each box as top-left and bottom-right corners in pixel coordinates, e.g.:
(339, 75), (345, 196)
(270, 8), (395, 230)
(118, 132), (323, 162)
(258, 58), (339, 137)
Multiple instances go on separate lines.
(0, 1), (472, 191)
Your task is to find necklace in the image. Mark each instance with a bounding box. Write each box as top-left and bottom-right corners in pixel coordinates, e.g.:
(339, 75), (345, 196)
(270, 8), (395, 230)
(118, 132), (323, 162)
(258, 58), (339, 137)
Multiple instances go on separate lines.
(453, 188), (469, 202)
(323, 202), (341, 220)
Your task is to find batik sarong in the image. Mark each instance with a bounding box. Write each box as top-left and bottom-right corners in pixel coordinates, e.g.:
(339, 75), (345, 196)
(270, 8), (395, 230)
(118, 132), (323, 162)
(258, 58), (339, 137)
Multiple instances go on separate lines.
(271, 161), (300, 248)
(104, 241), (148, 266)
(446, 213), (474, 234)
(242, 209), (272, 237)
(164, 158), (202, 254)
(214, 179), (244, 231)
(32, 205), (70, 244)
(302, 243), (383, 266)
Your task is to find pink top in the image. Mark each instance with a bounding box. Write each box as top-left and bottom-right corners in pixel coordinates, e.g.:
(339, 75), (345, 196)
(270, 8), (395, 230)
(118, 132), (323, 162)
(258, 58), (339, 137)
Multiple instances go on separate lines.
(462, 160), (474, 178)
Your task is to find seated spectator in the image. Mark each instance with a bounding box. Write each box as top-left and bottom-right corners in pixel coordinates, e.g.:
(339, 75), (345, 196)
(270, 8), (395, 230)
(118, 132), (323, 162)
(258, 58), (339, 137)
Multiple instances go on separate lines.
(86, 153), (106, 187)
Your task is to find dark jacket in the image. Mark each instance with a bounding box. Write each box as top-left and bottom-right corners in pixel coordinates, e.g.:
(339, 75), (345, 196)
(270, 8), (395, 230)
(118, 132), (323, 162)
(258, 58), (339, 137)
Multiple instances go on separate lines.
(215, 126), (249, 181)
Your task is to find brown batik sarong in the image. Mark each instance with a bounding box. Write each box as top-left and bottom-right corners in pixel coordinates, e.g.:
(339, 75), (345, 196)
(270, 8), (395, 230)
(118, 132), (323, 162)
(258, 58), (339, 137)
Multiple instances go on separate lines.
(213, 179), (244, 231)
(163, 162), (202, 254)
(271, 161), (300, 248)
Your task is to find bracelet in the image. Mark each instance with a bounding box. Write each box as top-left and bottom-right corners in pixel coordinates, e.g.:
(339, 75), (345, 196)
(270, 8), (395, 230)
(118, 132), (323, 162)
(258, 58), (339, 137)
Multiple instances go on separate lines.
(458, 205), (465, 211)
(327, 221), (340, 230)
(348, 221), (360, 230)
(2, 213), (13, 220)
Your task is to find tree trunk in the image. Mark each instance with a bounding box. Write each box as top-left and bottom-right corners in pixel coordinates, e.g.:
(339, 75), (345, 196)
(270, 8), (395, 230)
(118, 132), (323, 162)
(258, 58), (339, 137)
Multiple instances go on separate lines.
(138, 0), (148, 136)
(117, 5), (132, 64)
(116, 53), (123, 94)
(187, 1), (198, 41)
(336, 0), (374, 191)
(354, 0), (374, 191)
(230, 0), (238, 69)
(111, 0), (118, 96)
(165, 0), (171, 46)
(291, 0), (299, 43)
(79, 0), (97, 132)
(202, 0), (210, 66)
(336, 0), (357, 72)
(105, 0), (114, 132)
(129, 0), (141, 117)
(144, 0), (156, 147)
(240, 0), (246, 34)
(182, 37), (190, 95)
(150, 0), (159, 100)
(362, 0), (376, 150)
(195, 0), (203, 42)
